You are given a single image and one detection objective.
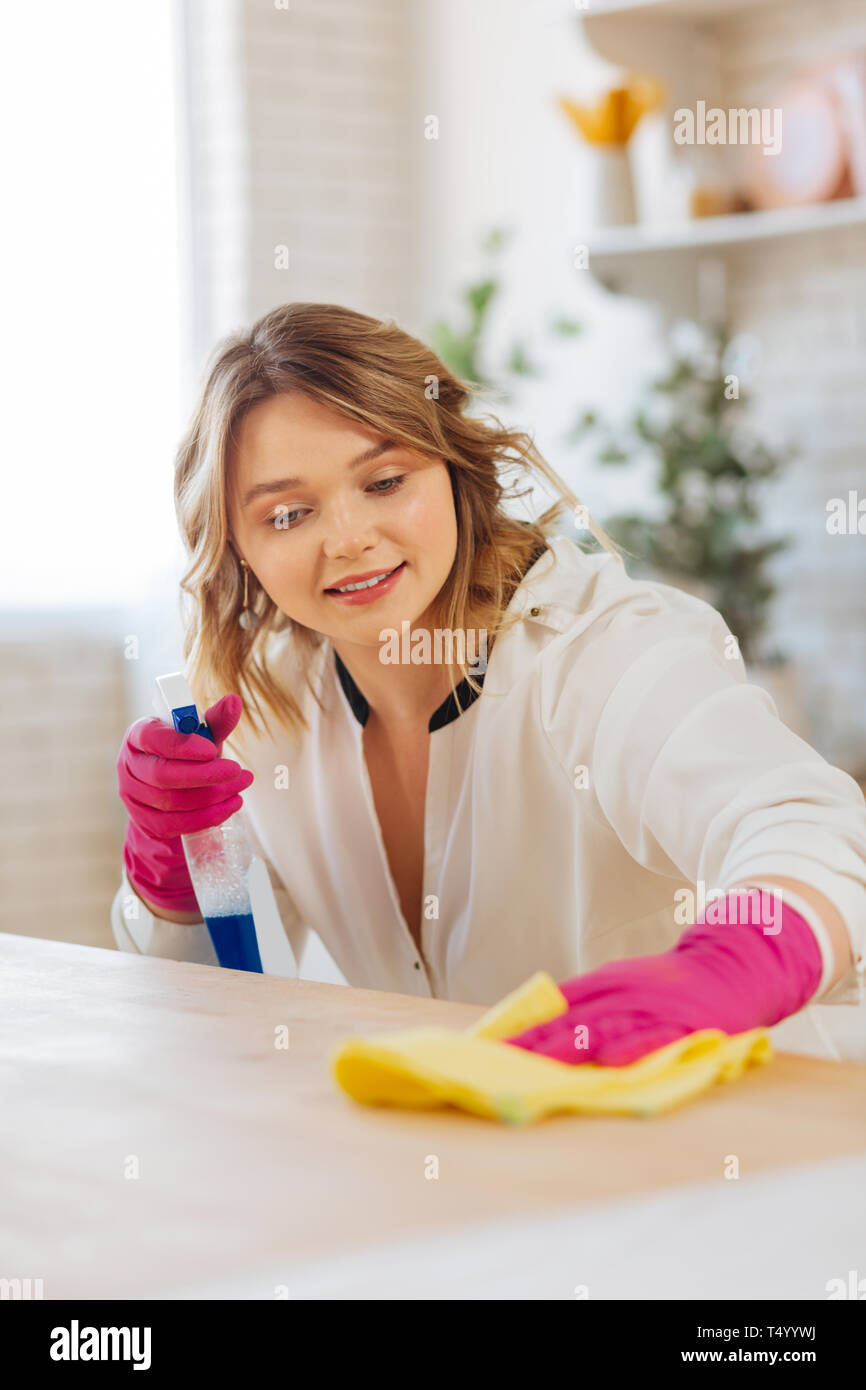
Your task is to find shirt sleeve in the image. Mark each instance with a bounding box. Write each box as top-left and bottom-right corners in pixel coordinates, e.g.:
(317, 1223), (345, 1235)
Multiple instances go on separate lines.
(110, 822), (311, 972)
(549, 586), (866, 1005)
(110, 864), (219, 964)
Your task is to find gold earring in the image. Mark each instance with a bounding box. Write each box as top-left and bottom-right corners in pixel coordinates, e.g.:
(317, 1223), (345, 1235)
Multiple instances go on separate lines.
(238, 559), (260, 631)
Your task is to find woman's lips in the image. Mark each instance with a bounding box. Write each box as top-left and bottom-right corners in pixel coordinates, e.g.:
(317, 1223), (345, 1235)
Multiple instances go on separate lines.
(324, 561), (407, 606)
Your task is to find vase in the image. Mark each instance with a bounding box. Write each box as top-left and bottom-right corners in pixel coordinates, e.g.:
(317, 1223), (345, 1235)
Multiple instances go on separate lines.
(587, 144), (636, 226)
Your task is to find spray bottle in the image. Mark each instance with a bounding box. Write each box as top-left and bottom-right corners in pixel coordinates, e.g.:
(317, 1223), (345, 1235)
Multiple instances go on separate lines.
(152, 671), (292, 975)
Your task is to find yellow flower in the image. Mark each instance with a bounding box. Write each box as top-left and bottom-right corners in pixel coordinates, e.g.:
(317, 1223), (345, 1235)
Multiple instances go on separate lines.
(560, 75), (665, 146)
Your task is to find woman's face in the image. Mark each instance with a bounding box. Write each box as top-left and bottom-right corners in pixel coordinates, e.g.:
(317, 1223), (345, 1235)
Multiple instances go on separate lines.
(226, 392), (458, 646)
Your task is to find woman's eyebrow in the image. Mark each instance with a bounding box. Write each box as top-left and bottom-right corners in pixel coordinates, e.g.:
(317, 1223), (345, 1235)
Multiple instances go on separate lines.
(240, 440), (397, 509)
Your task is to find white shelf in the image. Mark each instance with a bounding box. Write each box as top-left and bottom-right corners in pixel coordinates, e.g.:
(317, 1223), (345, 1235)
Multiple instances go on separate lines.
(585, 196), (866, 261)
(579, 0), (866, 318)
(586, 0), (784, 19)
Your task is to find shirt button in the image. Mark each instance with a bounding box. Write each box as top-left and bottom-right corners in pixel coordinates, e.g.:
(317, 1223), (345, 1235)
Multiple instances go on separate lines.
(529, 606), (541, 617)
(414, 961), (421, 970)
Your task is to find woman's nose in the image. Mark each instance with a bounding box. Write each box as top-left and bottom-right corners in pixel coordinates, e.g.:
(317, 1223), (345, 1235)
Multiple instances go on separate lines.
(320, 499), (378, 560)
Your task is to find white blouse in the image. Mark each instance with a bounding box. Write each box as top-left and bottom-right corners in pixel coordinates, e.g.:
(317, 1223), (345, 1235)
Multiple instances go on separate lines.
(111, 535), (866, 1011)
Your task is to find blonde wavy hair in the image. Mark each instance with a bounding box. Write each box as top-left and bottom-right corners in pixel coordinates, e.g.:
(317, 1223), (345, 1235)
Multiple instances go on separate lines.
(174, 301), (624, 746)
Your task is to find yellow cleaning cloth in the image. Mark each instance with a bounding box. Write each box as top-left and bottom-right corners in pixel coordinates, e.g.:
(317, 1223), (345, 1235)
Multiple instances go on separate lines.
(330, 971), (773, 1125)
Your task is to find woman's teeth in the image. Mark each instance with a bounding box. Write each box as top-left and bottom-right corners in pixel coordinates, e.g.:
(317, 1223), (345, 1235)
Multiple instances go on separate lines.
(333, 567), (396, 593)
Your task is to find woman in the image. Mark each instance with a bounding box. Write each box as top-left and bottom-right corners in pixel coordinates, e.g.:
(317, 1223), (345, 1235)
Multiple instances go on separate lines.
(114, 302), (866, 1066)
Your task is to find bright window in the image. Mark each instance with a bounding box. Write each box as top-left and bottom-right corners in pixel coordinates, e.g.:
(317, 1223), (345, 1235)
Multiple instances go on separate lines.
(0, 0), (187, 609)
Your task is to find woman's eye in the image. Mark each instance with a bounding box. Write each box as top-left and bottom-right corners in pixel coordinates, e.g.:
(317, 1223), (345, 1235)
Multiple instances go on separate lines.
(368, 474), (406, 495)
(263, 475), (406, 529)
(264, 506), (307, 529)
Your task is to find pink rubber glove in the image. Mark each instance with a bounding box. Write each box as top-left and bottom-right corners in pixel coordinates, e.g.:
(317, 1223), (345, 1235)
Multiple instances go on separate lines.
(116, 693), (254, 915)
(506, 888), (824, 1066)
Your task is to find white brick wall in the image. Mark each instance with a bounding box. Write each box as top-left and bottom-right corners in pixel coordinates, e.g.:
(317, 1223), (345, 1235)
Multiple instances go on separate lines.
(181, 0), (421, 371)
(713, 0), (866, 769)
(242, 0), (419, 325)
(0, 615), (128, 950)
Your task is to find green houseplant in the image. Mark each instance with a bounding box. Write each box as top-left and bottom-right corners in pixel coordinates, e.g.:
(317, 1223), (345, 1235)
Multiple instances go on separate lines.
(428, 225), (581, 402)
(568, 322), (792, 668)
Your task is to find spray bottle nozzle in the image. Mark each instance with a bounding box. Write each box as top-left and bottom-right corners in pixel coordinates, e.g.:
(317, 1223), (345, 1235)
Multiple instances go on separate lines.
(153, 673), (214, 742)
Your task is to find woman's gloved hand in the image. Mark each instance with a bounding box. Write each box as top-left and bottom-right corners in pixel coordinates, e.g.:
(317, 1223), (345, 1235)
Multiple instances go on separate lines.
(505, 889), (824, 1067)
(116, 693), (254, 915)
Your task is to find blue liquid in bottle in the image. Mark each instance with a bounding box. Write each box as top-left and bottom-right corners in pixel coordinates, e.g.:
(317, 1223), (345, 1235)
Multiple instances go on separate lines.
(155, 673), (265, 974)
(204, 912), (263, 973)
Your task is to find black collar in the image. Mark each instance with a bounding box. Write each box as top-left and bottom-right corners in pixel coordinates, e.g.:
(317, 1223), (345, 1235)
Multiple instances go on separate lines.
(334, 647), (485, 732)
(332, 538), (548, 733)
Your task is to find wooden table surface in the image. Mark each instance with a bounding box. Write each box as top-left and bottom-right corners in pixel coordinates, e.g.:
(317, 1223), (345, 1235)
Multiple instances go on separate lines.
(3, 933), (866, 1300)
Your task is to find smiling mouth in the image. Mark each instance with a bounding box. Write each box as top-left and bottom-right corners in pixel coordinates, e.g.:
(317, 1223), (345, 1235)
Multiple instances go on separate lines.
(325, 563), (404, 594)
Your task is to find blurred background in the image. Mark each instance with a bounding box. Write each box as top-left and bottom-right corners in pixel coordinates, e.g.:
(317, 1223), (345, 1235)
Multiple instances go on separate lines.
(2, 0), (864, 986)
